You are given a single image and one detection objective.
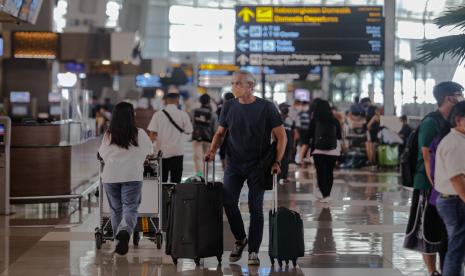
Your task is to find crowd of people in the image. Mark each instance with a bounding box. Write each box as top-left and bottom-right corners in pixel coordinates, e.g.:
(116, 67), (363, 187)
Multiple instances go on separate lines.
(96, 71), (465, 274)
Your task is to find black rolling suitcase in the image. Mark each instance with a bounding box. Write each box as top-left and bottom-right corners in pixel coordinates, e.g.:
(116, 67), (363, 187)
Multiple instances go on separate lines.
(269, 175), (305, 267)
(165, 161), (223, 266)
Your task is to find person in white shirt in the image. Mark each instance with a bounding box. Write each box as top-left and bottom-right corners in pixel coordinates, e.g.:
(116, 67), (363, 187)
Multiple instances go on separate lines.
(434, 101), (465, 276)
(98, 102), (153, 256)
(147, 93), (193, 183)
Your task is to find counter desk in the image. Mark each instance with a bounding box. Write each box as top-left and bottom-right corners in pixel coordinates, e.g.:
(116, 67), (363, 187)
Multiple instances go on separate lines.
(10, 122), (100, 203)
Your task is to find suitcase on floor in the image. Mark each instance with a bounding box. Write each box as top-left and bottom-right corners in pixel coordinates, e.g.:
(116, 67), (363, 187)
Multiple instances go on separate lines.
(377, 144), (399, 167)
(269, 175), (305, 267)
(165, 161), (223, 266)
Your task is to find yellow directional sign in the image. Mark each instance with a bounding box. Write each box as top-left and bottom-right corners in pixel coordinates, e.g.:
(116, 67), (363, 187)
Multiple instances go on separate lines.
(256, 7), (273, 23)
(238, 7), (254, 23)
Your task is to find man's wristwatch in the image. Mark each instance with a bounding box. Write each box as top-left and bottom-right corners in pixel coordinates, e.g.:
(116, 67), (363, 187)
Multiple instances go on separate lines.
(274, 160), (282, 167)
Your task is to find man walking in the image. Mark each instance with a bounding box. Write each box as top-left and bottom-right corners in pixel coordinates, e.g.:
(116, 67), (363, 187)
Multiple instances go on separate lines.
(147, 92), (193, 183)
(191, 93), (217, 176)
(205, 70), (287, 266)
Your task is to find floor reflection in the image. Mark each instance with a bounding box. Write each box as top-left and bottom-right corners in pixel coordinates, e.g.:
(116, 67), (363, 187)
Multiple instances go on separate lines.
(0, 144), (427, 276)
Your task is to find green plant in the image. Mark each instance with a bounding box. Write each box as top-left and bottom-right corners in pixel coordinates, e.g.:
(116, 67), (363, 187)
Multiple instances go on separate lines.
(417, 5), (465, 63)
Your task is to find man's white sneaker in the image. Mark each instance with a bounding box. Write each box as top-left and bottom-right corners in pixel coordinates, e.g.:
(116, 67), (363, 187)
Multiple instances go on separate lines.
(248, 252), (260, 266)
(319, 197), (331, 203)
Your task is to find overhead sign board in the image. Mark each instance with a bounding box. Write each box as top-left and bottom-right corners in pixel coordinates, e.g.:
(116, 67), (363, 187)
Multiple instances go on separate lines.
(198, 63), (321, 87)
(235, 6), (384, 67)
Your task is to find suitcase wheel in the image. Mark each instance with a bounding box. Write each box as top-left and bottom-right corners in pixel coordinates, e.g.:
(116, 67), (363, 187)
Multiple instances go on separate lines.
(133, 232), (140, 247)
(194, 257), (201, 266)
(155, 233), (163, 249)
(216, 255), (222, 265)
(172, 257), (178, 266)
(292, 259), (297, 267)
(95, 232), (103, 250)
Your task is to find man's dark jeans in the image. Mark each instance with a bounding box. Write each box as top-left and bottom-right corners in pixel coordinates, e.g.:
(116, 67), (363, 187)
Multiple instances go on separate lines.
(223, 160), (265, 253)
(436, 196), (465, 276)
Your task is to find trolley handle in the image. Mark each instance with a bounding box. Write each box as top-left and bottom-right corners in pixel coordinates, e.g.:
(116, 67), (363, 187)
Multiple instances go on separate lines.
(272, 174), (278, 213)
(204, 160), (216, 186)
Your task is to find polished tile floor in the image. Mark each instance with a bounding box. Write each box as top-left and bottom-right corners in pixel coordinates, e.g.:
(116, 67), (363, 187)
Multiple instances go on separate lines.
(0, 146), (437, 275)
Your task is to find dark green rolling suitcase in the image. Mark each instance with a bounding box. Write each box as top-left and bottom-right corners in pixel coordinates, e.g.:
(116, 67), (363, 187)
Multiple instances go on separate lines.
(269, 175), (305, 267)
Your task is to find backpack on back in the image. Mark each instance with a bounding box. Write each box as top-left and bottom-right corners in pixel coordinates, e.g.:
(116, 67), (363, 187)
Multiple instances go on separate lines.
(400, 111), (446, 188)
(192, 107), (213, 142)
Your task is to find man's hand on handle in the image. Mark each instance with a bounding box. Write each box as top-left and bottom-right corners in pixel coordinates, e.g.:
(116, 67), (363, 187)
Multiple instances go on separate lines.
(205, 150), (216, 162)
(271, 162), (281, 175)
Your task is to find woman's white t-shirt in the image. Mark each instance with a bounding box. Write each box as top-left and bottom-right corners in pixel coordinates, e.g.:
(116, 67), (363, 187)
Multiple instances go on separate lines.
(98, 128), (154, 183)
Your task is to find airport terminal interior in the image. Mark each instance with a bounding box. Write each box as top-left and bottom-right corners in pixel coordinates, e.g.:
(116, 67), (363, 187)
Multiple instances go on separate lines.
(1, 0), (465, 275)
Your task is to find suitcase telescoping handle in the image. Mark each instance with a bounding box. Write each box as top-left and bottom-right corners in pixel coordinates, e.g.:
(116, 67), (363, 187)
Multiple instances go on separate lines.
(272, 174), (278, 213)
(204, 160), (216, 185)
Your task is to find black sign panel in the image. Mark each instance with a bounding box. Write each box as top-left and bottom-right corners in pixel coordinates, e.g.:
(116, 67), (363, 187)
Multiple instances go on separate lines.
(235, 6), (384, 67)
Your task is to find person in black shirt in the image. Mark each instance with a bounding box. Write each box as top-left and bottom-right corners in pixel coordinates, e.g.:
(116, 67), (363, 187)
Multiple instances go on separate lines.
(205, 70), (287, 266)
(308, 99), (342, 202)
(398, 115), (413, 146)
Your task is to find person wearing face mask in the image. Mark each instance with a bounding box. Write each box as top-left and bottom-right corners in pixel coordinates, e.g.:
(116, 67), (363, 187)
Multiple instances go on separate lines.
(404, 81), (464, 276)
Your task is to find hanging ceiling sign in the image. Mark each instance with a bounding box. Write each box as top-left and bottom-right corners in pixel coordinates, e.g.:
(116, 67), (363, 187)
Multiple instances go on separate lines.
(235, 6), (384, 67)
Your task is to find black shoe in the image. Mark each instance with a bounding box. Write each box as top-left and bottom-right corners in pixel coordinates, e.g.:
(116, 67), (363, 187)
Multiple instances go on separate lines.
(229, 238), (248, 262)
(115, 230), (130, 255)
(430, 271), (441, 276)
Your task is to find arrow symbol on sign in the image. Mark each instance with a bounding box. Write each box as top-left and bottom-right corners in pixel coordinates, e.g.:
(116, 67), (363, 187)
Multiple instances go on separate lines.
(238, 7), (254, 23)
(237, 26), (249, 38)
(236, 54), (249, 66)
(237, 40), (249, 52)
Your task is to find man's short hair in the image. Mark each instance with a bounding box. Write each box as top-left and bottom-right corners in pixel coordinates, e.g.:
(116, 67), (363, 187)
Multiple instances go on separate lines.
(449, 101), (465, 127)
(433, 81), (464, 106)
(360, 97), (371, 105)
(165, 92), (180, 100)
(232, 70), (256, 86)
(400, 115), (408, 122)
(199, 93), (210, 105)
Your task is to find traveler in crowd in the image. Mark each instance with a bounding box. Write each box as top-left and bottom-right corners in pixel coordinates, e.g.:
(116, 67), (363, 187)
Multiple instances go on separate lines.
(217, 92), (235, 170)
(288, 100), (301, 164)
(360, 97), (372, 114)
(278, 103), (297, 184)
(308, 99), (342, 203)
(98, 102), (154, 255)
(147, 92), (193, 183)
(205, 70), (287, 265)
(349, 95), (364, 117)
(399, 115), (413, 140)
(399, 115), (413, 153)
(365, 104), (381, 166)
(297, 101), (311, 166)
(434, 101), (465, 276)
(191, 93), (217, 176)
(404, 81), (464, 276)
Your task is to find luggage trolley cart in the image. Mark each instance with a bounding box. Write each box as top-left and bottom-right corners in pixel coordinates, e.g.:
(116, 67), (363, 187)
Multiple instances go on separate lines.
(95, 151), (164, 250)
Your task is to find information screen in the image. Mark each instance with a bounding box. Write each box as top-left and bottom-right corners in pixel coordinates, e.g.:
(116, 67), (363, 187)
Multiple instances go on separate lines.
(235, 6), (384, 67)
(48, 92), (61, 103)
(2, 0), (23, 17)
(10, 91), (30, 103)
(18, 0), (43, 24)
(12, 105), (28, 116)
(294, 88), (310, 102)
(49, 105), (61, 116)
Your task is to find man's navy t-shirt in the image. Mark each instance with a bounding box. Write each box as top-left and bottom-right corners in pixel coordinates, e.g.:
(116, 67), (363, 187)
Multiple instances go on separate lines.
(219, 97), (283, 164)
